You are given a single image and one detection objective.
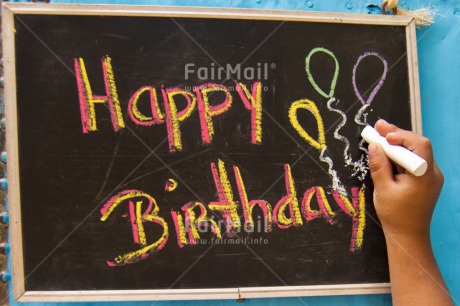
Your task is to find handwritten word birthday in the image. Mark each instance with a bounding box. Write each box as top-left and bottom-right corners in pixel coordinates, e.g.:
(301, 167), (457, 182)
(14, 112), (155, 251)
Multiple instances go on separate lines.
(74, 56), (262, 152)
(100, 159), (366, 266)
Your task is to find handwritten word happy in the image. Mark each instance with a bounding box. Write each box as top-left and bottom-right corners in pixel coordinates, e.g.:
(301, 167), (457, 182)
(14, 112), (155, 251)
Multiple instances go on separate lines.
(74, 56), (262, 153)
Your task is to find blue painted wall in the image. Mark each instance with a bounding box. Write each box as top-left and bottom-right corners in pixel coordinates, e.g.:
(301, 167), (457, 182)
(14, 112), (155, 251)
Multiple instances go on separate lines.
(6, 0), (460, 305)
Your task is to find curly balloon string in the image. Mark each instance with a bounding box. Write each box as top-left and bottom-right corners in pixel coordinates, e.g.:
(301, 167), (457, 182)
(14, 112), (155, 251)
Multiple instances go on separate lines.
(305, 48), (347, 194)
(351, 52), (388, 180)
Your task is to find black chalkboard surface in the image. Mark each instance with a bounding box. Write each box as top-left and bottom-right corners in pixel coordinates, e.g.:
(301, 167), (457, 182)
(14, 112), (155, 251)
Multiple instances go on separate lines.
(3, 4), (421, 302)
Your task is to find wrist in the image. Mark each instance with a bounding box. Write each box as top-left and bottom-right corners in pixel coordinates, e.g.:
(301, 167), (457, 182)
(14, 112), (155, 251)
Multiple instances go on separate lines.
(380, 220), (431, 242)
(384, 230), (432, 253)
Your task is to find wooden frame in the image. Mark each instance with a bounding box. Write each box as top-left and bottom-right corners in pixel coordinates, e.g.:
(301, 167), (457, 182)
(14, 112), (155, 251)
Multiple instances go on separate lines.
(2, 3), (421, 302)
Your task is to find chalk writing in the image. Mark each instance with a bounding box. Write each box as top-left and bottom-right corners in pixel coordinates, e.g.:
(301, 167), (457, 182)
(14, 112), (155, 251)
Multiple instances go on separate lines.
(234, 165), (273, 232)
(326, 98), (352, 166)
(74, 56), (263, 153)
(100, 190), (169, 266)
(298, 48), (346, 194)
(236, 82), (263, 144)
(195, 84), (233, 145)
(288, 99), (325, 150)
(352, 52), (388, 106)
(128, 86), (165, 126)
(101, 160), (367, 265)
(305, 47), (339, 99)
(74, 57), (125, 133)
(352, 52), (388, 180)
(165, 178), (178, 192)
(272, 164), (304, 229)
(162, 87), (197, 152)
(74, 50), (391, 266)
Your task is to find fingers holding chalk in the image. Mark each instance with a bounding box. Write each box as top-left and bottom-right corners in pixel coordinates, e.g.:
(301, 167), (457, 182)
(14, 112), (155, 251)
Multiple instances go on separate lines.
(373, 119), (434, 168)
(385, 132), (434, 165)
(361, 125), (428, 177)
(368, 142), (394, 186)
(374, 119), (399, 136)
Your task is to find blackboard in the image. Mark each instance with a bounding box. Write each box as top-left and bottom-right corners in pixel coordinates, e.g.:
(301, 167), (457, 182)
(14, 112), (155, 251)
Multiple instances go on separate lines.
(3, 3), (421, 302)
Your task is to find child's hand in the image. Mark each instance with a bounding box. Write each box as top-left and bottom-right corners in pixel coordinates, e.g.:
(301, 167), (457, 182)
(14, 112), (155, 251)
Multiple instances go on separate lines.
(368, 120), (453, 305)
(368, 119), (444, 237)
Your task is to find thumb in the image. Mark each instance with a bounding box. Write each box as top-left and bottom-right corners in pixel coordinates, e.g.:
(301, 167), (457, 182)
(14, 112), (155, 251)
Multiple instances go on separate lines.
(368, 142), (393, 188)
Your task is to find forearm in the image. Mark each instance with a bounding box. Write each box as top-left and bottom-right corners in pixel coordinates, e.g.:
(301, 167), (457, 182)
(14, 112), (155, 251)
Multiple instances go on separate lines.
(385, 233), (453, 306)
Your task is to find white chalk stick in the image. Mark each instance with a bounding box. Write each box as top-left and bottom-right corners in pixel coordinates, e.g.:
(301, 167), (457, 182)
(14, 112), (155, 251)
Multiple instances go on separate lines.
(361, 125), (428, 176)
